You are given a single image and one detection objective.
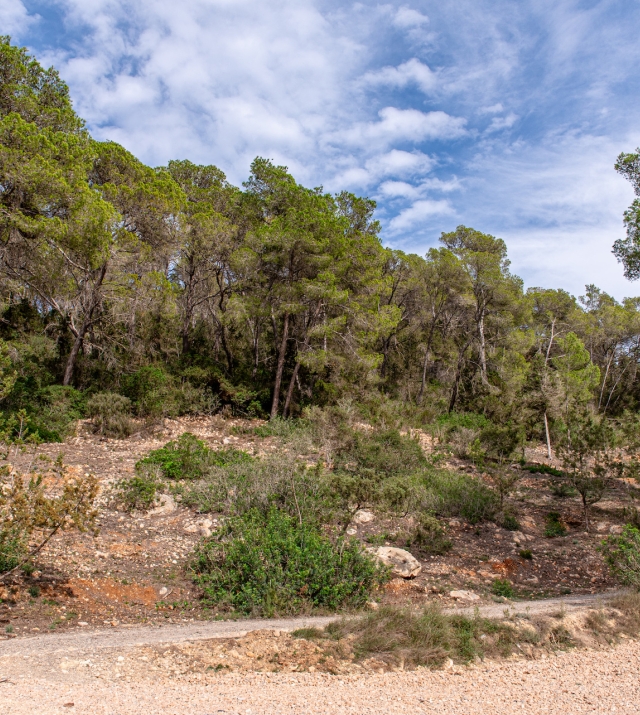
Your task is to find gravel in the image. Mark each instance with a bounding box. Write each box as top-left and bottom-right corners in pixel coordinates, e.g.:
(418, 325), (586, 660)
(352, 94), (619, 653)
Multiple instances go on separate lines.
(1, 633), (639, 713)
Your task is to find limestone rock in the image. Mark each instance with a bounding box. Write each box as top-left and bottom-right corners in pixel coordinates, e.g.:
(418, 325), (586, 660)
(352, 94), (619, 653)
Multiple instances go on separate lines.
(609, 525), (624, 535)
(147, 493), (176, 516)
(374, 546), (421, 579)
(449, 589), (480, 602)
(352, 510), (374, 525)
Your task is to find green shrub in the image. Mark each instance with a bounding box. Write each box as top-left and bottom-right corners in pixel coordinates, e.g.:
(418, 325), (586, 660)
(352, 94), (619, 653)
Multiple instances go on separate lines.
(31, 385), (86, 441)
(137, 432), (251, 480)
(192, 508), (387, 616)
(251, 417), (310, 439)
(115, 472), (161, 512)
(423, 470), (498, 524)
(522, 463), (565, 477)
(519, 549), (533, 560)
(409, 514), (452, 554)
(544, 512), (567, 538)
(501, 510), (520, 531)
(491, 579), (514, 598)
(549, 480), (577, 498)
(123, 366), (178, 418)
(86, 392), (133, 438)
(599, 525), (640, 589)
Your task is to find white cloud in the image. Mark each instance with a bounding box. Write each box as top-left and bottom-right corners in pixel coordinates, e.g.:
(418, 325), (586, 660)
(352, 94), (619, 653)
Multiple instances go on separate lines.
(367, 149), (433, 177)
(486, 112), (518, 133)
(388, 199), (454, 232)
(337, 107), (467, 148)
(393, 6), (429, 29)
(362, 58), (437, 94)
(0, 0), (36, 35)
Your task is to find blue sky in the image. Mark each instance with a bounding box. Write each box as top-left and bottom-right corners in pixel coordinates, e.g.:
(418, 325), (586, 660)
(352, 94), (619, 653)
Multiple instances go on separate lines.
(3, 0), (640, 299)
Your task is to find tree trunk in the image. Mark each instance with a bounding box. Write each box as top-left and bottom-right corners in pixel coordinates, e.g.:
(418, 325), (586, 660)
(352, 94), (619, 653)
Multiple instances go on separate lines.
(478, 311), (488, 384)
(283, 361), (301, 418)
(62, 263), (107, 386)
(416, 326), (436, 405)
(63, 322), (88, 386)
(544, 411), (552, 460)
(270, 312), (290, 419)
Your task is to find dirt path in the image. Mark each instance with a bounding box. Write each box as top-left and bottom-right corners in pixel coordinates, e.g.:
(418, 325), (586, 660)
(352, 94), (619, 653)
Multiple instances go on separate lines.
(0, 632), (638, 715)
(0, 589), (621, 657)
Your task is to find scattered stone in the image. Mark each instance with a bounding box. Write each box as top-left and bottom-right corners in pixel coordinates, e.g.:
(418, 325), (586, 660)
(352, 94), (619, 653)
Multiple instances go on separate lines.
(147, 494), (176, 516)
(595, 522), (610, 533)
(448, 519), (461, 527)
(346, 528), (357, 536)
(78, 622), (88, 626)
(352, 510), (374, 525)
(158, 587), (169, 597)
(374, 547), (421, 579)
(366, 601), (380, 611)
(609, 525), (624, 535)
(449, 590), (480, 602)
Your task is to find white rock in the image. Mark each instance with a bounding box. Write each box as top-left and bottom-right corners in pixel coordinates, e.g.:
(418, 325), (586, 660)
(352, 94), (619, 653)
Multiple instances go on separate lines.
(147, 493), (176, 516)
(183, 523), (199, 534)
(609, 525), (624, 535)
(374, 547), (421, 579)
(352, 510), (374, 525)
(449, 590), (480, 602)
(346, 527), (357, 536)
(595, 522), (610, 533)
(158, 587), (168, 597)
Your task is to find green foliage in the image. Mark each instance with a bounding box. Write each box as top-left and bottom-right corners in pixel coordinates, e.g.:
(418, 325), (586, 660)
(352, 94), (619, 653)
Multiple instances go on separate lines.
(136, 432), (251, 480)
(501, 509), (520, 531)
(192, 508), (387, 616)
(491, 579), (514, 598)
(86, 392), (132, 438)
(114, 472), (160, 512)
(519, 549), (533, 560)
(423, 470), (499, 524)
(599, 525), (640, 590)
(522, 463), (564, 477)
(408, 514), (452, 554)
(544, 511), (567, 538)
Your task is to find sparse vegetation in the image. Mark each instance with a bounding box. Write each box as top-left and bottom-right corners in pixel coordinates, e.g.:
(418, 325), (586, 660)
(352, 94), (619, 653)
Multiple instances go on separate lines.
(544, 511), (568, 538)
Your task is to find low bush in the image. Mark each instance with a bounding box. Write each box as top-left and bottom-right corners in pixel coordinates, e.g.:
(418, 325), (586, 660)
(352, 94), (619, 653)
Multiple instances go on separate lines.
(192, 508), (387, 616)
(491, 579), (514, 598)
(114, 472), (161, 512)
(408, 514), (452, 554)
(544, 511), (567, 538)
(599, 525), (640, 589)
(86, 392), (133, 438)
(549, 480), (577, 498)
(136, 432), (251, 480)
(423, 470), (499, 524)
(522, 463), (564, 477)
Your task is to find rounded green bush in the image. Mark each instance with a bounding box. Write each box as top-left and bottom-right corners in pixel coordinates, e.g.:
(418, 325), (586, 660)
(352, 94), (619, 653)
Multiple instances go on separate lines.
(192, 508), (388, 616)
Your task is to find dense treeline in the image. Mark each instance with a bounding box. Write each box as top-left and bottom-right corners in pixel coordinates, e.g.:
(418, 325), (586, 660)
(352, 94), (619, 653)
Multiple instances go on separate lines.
(2, 36), (640, 444)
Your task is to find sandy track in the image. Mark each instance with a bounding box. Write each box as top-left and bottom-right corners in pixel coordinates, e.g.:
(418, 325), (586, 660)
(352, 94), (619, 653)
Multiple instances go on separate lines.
(1, 590), (636, 714)
(0, 639), (638, 714)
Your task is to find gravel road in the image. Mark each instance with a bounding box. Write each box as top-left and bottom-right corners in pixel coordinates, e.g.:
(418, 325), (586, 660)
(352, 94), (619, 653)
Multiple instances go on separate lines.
(0, 640), (638, 714)
(1, 590), (637, 715)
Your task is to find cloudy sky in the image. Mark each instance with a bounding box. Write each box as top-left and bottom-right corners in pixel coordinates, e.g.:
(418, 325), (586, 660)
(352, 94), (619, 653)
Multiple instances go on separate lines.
(4, 0), (640, 299)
